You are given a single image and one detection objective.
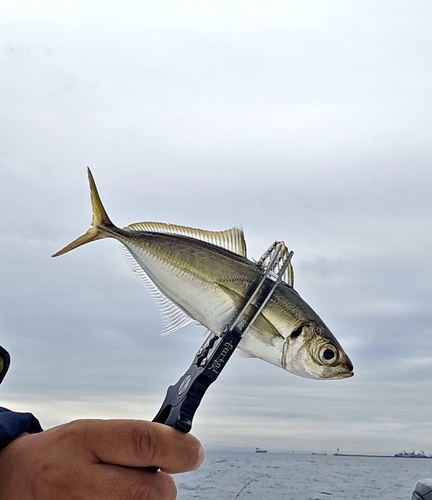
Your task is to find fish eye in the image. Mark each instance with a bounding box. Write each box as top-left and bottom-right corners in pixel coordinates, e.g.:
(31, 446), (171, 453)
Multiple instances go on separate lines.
(319, 345), (337, 364)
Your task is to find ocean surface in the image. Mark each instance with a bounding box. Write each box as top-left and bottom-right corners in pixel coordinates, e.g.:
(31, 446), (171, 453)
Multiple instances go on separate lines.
(175, 450), (432, 500)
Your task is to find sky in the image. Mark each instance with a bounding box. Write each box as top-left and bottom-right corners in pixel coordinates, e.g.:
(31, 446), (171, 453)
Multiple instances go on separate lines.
(1, 0), (431, 455)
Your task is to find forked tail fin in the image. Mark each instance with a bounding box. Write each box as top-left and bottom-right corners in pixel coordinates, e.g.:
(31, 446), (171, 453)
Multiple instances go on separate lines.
(52, 168), (114, 257)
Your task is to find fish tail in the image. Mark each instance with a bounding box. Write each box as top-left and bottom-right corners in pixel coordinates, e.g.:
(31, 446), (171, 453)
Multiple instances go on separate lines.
(51, 168), (114, 257)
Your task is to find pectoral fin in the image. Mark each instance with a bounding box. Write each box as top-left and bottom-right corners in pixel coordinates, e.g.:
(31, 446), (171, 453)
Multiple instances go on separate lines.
(218, 284), (283, 342)
(234, 348), (256, 358)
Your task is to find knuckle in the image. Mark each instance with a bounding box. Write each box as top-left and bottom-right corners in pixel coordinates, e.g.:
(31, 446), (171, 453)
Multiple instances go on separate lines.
(61, 419), (93, 452)
(61, 419), (89, 441)
(182, 436), (202, 471)
(130, 481), (155, 500)
(130, 475), (177, 500)
(131, 423), (159, 464)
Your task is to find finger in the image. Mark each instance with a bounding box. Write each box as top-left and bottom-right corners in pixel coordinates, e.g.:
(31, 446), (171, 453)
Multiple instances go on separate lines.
(89, 464), (177, 500)
(76, 419), (204, 473)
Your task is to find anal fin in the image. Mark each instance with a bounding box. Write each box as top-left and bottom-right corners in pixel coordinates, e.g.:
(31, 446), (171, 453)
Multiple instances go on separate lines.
(122, 246), (194, 335)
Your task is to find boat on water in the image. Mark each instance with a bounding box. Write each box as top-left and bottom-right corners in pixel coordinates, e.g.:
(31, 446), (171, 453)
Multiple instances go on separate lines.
(394, 450), (432, 458)
(255, 447), (267, 453)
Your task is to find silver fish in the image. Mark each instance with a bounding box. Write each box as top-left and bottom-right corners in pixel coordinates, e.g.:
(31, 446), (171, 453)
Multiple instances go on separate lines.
(52, 169), (353, 380)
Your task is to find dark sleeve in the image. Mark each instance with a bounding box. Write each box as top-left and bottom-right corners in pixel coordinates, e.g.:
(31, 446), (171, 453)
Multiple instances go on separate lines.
(0, 407), (43, 450)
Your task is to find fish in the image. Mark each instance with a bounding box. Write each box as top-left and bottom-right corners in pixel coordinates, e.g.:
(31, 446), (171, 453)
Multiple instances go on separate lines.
(52, 168), (353, 380)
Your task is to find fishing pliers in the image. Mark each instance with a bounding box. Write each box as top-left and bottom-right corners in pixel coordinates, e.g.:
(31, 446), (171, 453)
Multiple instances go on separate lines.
(147, 243), (293, 471)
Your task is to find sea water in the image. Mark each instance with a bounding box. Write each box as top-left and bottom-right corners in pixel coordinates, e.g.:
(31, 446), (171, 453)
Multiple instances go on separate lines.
(175, 450), (432, 500)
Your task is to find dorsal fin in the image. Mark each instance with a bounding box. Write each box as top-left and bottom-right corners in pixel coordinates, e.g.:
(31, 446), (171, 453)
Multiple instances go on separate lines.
(125, 222), (247, 257)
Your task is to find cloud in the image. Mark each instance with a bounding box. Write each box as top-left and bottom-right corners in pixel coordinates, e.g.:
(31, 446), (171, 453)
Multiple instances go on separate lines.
(1, 0), (432, 455)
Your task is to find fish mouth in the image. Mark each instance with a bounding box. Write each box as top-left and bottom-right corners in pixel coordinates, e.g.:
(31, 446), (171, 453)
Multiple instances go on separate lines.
(323, 370), (354, 380)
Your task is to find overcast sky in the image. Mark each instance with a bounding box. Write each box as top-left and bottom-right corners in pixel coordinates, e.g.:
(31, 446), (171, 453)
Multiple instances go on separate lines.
(1, 0), (431, 456)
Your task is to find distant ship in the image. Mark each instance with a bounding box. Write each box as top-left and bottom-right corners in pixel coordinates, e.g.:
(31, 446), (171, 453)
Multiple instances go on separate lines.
(255, 447), (267, 453)
(333, 448), (393, 458)
(394, 450), (432, 459)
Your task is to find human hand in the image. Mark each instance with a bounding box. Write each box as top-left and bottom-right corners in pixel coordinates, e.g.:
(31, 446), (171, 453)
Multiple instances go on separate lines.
(0, 418), (204, 500)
